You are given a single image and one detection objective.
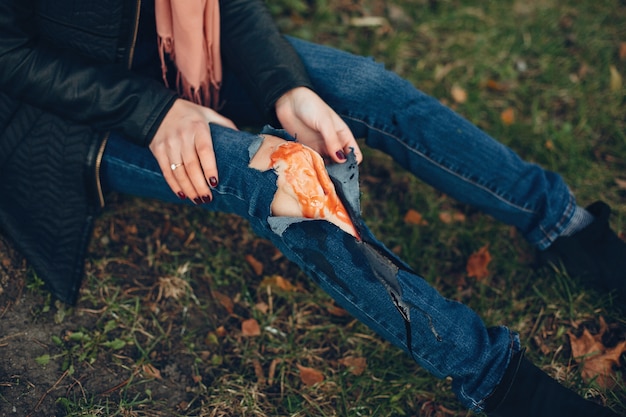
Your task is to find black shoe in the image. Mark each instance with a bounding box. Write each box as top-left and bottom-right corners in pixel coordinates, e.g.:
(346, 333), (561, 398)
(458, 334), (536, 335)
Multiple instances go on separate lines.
(484, 350), (619, 417)
(538, 201), (626, 302)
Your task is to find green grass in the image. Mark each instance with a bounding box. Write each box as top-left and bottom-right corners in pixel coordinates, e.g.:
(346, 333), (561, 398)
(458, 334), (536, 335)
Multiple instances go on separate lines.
(3, 0), (626, 416)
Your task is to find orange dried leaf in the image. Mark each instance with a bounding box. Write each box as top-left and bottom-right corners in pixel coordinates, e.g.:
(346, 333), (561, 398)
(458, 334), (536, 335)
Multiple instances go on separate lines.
(614, 178), (626, 190)
(500, 108), (515, 125)
(568, 318), (626, 389)
(439, 211), (466, 224)
(339, 356), (367, 376)
(260, 275), (296, 292)
(485, 79), (509, 92)
(326, 303), (350, 317)
(451, 84), (468, 104)
(141, 363), (162, 379)
(268, 358), (282, 385)
(466, 245), (492, 280)
(620, 42), (626, 61)
(297, 364), (324, 386)
(245, 254), (264, 276)
(255, 301), (269, 314)
(211, 290), (234, 315)
(215, 325), (227, 337)
(404, 209), (427, 225)
(252, 359), (266, 385)
(241, 318), (261, 337)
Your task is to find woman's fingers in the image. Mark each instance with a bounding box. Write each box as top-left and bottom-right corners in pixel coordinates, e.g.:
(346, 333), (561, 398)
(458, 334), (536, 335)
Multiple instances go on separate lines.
(150, 99), (239, 204)
(181, 121), (215, 204)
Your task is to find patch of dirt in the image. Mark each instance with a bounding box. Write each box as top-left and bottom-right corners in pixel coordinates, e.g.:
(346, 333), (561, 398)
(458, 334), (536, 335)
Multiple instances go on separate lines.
(0, 195), (313, 416)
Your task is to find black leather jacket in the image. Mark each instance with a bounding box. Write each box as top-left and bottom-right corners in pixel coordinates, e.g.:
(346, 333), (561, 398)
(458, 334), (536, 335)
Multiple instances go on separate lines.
(0, 0), (313, 304)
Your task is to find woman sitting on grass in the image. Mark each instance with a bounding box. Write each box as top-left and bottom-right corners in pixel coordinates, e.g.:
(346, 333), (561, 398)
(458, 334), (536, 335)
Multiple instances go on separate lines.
(0, 1), (623, 416)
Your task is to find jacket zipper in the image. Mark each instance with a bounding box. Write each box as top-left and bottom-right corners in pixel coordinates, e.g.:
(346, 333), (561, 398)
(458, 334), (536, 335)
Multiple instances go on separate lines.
(94, 134), (109, 209)
(93, 0), (142, 209)
(127, 0), (142, 69)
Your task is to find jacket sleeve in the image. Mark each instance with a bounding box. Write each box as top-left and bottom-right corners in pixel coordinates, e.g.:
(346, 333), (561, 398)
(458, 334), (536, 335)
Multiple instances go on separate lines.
(220, 0), (315, 123)
(0, 0), (177, 147)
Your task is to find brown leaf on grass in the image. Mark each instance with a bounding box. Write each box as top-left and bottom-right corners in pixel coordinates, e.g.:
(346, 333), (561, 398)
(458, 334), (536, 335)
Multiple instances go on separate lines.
(485, 79), (510, 92)
(260, 275), (297, 292)
(451, 84), (468, 104)
(620, 42), (626, 61)
(268, 358), (282, 385)
(252, 358), (266, 385)
(297, 364), (324, 386)
(339, 356), (367, 376)
(141, 363), (162, 379)
(255, 301), (269, 314)
(438, 210), (466, 224)
(211, 290), (234, 314)
(404, 209), (428, 225)
(326, 303), (349, 317)
(615, 178), (626, 190)
(500, 108), (515, 125)
(241, 318), (261, 337)
(466, 245), (492, 280)
(215, 325), (227, 337)
(568, 317), (626, 389)
(157, 276), (191, 301)
(245, 254), (264, 276)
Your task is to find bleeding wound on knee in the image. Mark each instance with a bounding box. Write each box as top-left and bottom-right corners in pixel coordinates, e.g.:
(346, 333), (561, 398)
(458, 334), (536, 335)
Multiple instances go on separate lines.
(249, 135), (359, 238)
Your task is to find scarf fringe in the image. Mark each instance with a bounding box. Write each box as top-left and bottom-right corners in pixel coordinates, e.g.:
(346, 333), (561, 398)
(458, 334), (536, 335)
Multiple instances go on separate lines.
(157, 36), (221, 109)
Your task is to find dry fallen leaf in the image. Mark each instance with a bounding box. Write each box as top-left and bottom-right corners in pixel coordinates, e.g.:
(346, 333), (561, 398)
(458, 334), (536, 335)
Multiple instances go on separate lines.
(438, 210), (466, 224)
(568, 317), (626, 389)
(614, 178), (626, 190)
(404, 209), (427, 225)
(485, 79), (510, 92)
(141, 363), (162, 379)
(260, 275), (297, 292)
(466, 245), (492, 280)
(339, 356), (367, 376)
(211, 290), (234, 315)
(451, 84), (468, 104)
(500, 108), (515, 125)
(268, 358), (282, 385)
(241, 318), (261, 337)
(326, 303), (350, 317)
(620, 42), (626, 61)
(157, 276), (191, 301)
(297, 364), (324, 386)
(245, 254), (264, 276)
(252, 358), (266, 385)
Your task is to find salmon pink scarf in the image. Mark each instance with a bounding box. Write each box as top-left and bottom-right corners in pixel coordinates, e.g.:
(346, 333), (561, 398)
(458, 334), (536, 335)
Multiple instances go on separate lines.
(155, 0), (221, 108)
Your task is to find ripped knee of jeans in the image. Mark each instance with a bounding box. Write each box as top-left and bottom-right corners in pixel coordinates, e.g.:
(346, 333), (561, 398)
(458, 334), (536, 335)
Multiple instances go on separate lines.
(248, 132), (360, 239)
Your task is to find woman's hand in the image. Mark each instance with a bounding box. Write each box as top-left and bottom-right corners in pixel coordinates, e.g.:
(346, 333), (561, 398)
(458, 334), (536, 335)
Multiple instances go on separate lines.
(150, 98), (238, 203)
(275, 87), (362, 164)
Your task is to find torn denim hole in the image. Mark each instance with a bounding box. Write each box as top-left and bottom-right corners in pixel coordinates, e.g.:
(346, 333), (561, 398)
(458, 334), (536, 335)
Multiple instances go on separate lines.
(250, 125), (362, 237)
(250, 126), (438, 354)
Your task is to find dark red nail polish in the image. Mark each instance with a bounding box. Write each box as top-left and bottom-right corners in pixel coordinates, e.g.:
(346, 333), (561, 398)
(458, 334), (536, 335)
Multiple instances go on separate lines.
(209, 177), (218, 187)
(193, 197), (203, 205)
(336, 150), (346, 160)
(202, 195), (212, 204)
(177, 191), (186, 200)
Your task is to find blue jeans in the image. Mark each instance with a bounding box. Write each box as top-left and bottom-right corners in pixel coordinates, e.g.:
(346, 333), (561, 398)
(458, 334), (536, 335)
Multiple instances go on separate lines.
(101, 37), (580, 412)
